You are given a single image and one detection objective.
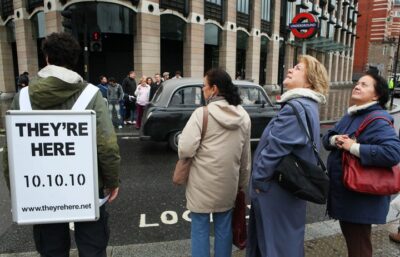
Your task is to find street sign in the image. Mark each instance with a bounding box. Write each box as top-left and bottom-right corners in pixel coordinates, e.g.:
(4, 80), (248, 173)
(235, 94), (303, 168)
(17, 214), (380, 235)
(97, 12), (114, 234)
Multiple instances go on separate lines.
(290, 13), (319, 39)
(6, 110), (99, 224)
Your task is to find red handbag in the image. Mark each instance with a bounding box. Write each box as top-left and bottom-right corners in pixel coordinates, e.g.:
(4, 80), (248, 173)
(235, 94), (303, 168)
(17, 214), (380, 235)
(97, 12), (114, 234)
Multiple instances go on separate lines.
(342, 114), (400, 195)
(232, 190), (246, 250)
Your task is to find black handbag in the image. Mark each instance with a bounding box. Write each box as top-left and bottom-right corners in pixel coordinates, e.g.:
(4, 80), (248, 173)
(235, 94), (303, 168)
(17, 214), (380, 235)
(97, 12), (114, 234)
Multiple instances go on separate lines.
(274, 101), (329, 204)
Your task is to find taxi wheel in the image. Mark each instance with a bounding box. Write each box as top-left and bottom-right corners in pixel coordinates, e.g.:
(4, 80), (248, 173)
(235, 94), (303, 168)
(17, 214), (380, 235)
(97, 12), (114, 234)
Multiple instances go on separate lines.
(168, 131), (181, 152)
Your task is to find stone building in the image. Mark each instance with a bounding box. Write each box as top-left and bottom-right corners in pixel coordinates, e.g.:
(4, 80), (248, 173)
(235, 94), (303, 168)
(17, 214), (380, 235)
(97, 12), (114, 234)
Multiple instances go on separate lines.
(0, 0), (357, 97)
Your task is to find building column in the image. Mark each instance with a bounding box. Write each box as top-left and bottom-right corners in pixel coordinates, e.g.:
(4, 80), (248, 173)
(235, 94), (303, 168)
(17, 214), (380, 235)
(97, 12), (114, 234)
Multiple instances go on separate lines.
(44, 0), (63, 34)
(134, 1), (161, 78)
(325, 52), (333, 82)
(332, 52), (339, 82)
(183, 2), (204, 77)
(0, 26), (16, 94)
(245, 0), (261, 84)
(265, 0), (281, 85)
(14, 0), (39, 77)
(219, 1), (236, 78)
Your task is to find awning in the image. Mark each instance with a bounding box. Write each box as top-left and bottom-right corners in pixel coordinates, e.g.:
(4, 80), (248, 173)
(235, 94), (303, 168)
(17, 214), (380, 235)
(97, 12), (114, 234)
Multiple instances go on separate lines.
(288, 37), (352, 53)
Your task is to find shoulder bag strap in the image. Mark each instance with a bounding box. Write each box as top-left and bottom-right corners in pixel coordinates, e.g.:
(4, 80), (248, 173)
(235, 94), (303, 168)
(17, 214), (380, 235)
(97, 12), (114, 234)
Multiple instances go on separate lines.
(286, 101), (327, 171)
(201, 106), (208, 141)
(355, 111), (393, 138)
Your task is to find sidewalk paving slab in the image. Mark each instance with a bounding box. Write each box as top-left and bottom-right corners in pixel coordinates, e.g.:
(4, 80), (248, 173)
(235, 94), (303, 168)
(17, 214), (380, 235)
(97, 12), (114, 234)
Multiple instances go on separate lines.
(1, 220), (399, 257)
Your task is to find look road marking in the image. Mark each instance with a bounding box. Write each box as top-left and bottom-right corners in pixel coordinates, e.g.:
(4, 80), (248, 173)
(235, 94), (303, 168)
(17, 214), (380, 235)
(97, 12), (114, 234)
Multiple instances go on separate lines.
(139, 206), (251, 228)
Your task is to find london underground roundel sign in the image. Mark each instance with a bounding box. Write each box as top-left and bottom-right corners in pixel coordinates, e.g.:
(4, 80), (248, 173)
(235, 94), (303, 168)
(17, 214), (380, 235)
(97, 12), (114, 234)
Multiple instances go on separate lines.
(289, 13), (319, 39)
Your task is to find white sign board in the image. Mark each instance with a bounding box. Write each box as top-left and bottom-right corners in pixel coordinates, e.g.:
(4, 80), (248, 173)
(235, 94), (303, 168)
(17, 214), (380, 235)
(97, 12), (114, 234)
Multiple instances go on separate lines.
(6, 110), (99, 224)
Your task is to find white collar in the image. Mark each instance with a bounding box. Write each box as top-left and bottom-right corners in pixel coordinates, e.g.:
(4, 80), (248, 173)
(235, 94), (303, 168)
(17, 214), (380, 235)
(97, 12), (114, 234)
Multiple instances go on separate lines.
(38, 65), (83, 84)
(277, 88), (326, 104)
(347, 101), (378, 115)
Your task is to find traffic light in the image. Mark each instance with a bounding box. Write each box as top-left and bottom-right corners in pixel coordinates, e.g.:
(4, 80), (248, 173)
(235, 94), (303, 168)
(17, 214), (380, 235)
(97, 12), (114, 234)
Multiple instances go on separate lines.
(90, 31), (102, 52)
(61, 9), (73, 33)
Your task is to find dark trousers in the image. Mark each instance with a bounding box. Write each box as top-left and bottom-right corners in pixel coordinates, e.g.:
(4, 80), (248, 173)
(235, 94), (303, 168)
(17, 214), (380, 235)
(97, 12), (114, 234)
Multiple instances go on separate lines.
(135, 104), (145, 128)
(33, 205), (109, 257)
(124, 100), (135, 121)
(339, 220), (372, 257)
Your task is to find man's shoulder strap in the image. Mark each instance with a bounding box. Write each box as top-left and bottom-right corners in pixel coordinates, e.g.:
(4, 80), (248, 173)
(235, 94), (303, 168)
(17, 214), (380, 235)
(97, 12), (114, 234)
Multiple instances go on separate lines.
(71, 84), (99, 111)
(19, 87), (32, 111)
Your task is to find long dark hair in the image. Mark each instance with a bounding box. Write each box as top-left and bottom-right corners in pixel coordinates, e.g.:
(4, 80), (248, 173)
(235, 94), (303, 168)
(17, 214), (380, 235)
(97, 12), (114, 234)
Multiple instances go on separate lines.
(205, 68), (242, 106)
(365, 70), (389, 109)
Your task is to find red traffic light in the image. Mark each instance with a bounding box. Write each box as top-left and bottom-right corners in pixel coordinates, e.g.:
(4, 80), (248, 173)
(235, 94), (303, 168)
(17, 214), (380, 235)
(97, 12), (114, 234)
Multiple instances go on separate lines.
(92, 32), (101, 41)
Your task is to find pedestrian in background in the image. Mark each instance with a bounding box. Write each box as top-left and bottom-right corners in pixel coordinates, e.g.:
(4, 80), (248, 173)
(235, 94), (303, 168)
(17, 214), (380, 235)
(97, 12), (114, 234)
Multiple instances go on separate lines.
(162, 71), (169, 81)
(17, 71), (29, 91)
(122, 71), (137, 125)
(134, 76), (150, 129)
(107, 77), (124, 129)
(97, 75), (109, 99)
(171, 70), (182, 79)
(150, 73), (162, 101)
(247, 55), (329, 257)
(3, 32), (120, 257)
(179, 68), (251, 257)
(323, 71), (400, 257)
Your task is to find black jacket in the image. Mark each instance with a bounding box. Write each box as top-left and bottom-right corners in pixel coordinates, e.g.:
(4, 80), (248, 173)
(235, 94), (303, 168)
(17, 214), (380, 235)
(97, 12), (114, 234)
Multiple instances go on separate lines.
(122, 77), (137, 97)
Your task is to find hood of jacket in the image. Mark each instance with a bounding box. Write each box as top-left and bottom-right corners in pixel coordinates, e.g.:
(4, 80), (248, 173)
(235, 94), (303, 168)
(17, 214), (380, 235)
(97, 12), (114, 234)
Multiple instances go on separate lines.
(29, 65), (86, 109)
(207, 97), (247, 130)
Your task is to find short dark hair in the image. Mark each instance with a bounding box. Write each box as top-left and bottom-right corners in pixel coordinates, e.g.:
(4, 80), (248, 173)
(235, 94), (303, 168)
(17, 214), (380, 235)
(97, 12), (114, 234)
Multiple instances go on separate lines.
(109, 77), (116, 83)
(365, 70), (389, 109)
(41, 33), (81, 70)
(99, 75), (107, 81)
(205, 68), (242, 106)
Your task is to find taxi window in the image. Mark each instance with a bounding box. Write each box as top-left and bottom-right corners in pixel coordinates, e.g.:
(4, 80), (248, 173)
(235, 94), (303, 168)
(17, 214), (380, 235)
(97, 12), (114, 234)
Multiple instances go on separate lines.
(169, 86), (202, 106)
(239, 87), (268, 106)
(152, 85), (164, 103)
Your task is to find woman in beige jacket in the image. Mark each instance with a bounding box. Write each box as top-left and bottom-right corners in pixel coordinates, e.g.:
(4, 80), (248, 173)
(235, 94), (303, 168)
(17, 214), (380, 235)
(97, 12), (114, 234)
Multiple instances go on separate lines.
(178, 68), (251, 257)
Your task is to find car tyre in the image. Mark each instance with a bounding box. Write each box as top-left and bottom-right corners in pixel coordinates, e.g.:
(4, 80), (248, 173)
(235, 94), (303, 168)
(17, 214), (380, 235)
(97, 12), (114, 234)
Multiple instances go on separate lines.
(168, 131), (181, 152)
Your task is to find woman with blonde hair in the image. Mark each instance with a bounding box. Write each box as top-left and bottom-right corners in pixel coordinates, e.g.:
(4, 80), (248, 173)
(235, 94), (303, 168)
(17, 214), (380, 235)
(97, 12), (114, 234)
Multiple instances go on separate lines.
(247, 55), (329, 257)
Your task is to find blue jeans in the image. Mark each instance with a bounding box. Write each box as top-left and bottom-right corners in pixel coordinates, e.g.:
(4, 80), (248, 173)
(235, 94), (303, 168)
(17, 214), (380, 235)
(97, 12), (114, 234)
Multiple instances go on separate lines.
(191, 209), (233, 257)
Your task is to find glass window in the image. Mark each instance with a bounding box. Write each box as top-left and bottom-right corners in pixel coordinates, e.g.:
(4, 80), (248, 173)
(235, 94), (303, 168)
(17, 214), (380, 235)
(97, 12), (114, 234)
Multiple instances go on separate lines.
(6, 20), (15, 42)
(261, 0), (271, 21)
(205, 23), (220, 46)
(31, 11), (46, 39)
(206, 0), (221, 5)
(239, 87), (268, 106)
(237, 0), (249, 14)
(169, 87), (202, 106)
(67, 3), (134, 35)
(286, 2), (294, 25)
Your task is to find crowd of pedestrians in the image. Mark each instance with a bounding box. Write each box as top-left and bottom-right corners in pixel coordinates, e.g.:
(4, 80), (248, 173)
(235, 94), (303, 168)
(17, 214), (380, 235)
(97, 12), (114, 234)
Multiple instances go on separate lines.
(3, 32), (400, 257)
(95, 70), (182, 130)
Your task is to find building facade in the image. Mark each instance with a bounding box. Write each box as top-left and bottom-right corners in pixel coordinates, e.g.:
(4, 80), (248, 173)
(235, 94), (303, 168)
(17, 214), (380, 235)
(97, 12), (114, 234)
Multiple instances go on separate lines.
(353, 0), (400, 80)
(0, 0), (357, 96)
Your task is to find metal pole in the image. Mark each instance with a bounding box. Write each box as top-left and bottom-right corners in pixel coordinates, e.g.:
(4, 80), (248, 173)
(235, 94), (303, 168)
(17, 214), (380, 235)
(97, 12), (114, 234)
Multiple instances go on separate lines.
(302, 40), (307, 55)
(83, 23), (89, 82)
(390, 34), (400, 109)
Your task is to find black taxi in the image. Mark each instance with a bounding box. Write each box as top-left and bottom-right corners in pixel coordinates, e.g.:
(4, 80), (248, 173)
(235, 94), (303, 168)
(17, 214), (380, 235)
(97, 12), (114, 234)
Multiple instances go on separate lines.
(139, 78), (279, 151)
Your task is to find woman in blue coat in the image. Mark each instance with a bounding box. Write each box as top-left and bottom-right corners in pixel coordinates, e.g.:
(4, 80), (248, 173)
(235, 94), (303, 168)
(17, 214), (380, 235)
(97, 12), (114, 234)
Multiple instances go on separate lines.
(322, 71), (400, 257)
(247, 55), (329, 257)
